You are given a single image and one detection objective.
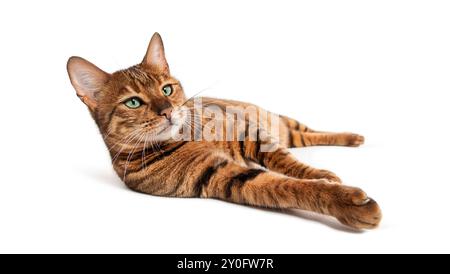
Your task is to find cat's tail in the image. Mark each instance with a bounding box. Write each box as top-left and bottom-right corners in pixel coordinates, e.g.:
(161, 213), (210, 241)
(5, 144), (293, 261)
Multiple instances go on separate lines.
(279, 115), (365, 148)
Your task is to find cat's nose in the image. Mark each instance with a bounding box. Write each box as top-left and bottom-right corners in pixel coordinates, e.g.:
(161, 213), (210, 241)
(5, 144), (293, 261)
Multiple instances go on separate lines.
(159, 108), (172, 120)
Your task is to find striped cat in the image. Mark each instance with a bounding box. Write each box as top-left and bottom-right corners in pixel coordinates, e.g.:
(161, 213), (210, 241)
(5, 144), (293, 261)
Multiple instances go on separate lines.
(67, 33), (381, 229)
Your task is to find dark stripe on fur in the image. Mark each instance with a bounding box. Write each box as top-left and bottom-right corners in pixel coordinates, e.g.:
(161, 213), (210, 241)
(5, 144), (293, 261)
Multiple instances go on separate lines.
(238, 122), (248, 157)
(238, 141), (245, 157)
(254, 128), (261, 162)
(225, 169), (264, 198)
(193, 160), (229, 196)
(141, 141), (186, 169)
(105, 106), (118, 127)
(288, 131), (293, 148)
(300, 133), (306, 147)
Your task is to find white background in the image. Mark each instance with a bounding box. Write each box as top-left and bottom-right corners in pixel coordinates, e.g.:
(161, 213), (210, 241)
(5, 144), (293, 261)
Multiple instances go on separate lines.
(0, 0), (449, 253)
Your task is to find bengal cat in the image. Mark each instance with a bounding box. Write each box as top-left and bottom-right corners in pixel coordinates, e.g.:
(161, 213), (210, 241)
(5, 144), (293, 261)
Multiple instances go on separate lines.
(67, 33), (381, 229)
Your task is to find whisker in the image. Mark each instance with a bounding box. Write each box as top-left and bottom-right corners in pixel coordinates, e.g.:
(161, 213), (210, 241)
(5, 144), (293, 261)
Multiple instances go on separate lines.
(142, 132), (149, 169)
(123, 132), (146, 180)
(111, 130), (144, 165)
(107, 128), (144, 152)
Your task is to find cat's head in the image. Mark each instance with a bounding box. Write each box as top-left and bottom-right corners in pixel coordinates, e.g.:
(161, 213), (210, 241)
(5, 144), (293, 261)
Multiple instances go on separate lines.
(67, 33), (188, 150)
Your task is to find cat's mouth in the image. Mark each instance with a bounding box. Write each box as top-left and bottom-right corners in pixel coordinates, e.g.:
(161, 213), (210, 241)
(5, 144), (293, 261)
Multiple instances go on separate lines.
(147, 107), (187, 141)
(156, 124), (171, 135)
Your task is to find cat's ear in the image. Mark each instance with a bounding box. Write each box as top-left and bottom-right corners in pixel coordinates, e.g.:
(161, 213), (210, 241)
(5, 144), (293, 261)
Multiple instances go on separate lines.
(67, 56), (110, 111)
(142, 32), (169, 74)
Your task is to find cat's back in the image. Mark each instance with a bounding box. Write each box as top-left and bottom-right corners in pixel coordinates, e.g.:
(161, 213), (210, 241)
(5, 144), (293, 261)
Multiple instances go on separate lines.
(200, 97), (258, 109)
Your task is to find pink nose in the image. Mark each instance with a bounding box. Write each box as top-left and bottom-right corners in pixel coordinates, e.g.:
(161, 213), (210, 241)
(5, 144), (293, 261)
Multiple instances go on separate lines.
(160, 108), (172, 120)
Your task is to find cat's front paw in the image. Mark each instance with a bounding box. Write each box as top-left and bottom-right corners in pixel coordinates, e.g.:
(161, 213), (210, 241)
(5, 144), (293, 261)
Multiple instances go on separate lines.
(328, 186), (382, 229)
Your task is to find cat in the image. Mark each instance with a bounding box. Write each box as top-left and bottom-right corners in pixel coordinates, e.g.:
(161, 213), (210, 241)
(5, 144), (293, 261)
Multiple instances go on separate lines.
(67, 32), (381, 230)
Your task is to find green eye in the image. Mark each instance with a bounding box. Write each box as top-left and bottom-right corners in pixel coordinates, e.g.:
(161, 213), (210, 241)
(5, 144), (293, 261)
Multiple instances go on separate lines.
(162, 84), (173, 96)
(124, 98), (142, 109)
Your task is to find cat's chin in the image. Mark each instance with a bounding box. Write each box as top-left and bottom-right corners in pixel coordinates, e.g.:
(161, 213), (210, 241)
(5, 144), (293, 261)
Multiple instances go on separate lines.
(148, 122), (184, 143)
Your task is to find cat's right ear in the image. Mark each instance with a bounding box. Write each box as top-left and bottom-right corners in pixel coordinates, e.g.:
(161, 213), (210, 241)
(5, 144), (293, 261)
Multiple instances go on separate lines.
(67, 56), (110, 111)
(142, 32), (169, 74)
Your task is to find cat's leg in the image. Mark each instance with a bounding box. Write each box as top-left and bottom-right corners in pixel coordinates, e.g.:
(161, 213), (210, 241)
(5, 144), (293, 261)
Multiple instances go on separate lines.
(241, 135), (341, 183)
(280, 115), (364, 147)
(200, 161), (381, 229)
(290, 131), (365, 148)
(259, 146), (342, 183)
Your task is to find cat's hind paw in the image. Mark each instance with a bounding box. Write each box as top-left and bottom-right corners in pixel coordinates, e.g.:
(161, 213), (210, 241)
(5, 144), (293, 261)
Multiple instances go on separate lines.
(346, 133), (365, 147)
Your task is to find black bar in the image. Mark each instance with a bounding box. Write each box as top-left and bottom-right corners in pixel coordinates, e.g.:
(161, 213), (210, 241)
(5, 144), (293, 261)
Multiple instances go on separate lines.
(0, 254), (446, 273)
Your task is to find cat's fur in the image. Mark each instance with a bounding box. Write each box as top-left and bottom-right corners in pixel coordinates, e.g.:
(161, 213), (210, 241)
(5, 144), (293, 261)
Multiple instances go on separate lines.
(67, 33), (381, 229)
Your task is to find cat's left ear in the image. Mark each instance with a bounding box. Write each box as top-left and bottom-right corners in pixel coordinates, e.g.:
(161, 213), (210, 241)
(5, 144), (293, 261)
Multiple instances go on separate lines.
(142, 32), (170, 74)
(67, 56), (110, 111)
